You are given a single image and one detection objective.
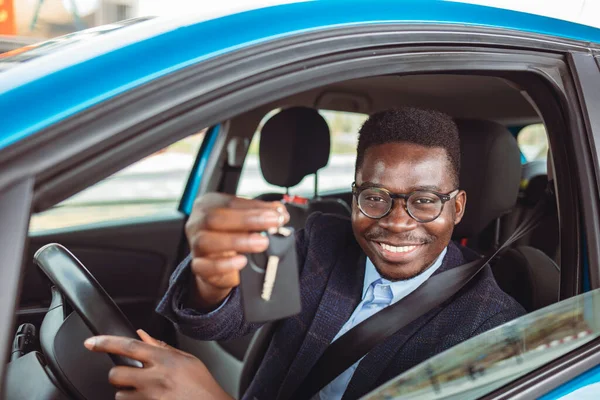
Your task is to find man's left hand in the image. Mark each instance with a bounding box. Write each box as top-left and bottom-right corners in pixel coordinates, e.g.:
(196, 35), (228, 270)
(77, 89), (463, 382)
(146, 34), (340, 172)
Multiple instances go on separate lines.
(84, 329), (233, 400)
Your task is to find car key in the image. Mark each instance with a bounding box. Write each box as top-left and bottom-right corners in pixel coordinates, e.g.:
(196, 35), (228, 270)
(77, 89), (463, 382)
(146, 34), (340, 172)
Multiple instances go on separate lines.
(261, 227), (292, 301)
(240, 227), (301, 323)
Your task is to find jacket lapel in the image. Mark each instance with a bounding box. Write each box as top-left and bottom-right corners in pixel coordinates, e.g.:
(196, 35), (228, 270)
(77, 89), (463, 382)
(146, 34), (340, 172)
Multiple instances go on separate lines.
(342, 242), (473, 399)
(277, 242), (366, 399)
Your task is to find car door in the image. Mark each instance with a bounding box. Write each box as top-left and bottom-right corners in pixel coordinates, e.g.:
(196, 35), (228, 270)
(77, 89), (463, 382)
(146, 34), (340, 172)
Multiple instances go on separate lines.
(361, 287), (600, 400)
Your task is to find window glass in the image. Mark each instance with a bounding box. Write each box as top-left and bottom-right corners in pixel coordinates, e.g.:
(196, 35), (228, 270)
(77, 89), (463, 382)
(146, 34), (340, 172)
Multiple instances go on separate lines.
(29, 129), (206, 232)
(0, 18), (154, 73)
(364, 289), (600, 400)
(518, 124), (549, 162)
(237, 109), (367, 198)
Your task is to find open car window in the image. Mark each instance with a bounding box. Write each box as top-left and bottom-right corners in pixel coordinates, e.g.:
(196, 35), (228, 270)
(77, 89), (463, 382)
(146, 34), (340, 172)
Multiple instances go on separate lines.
(29, 129), (206, 232)
(364, 288), (600, 400)
(0, 17), (154, 73)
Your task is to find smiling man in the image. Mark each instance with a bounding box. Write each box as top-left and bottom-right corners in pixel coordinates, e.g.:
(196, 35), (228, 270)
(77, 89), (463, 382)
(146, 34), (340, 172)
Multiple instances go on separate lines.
(351, 109), (464, 283)
(86, 107), (525, 400)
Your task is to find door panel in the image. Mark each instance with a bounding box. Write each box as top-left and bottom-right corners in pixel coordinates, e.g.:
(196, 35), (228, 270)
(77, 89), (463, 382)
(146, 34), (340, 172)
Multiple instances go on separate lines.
(19, 211), (186, 336)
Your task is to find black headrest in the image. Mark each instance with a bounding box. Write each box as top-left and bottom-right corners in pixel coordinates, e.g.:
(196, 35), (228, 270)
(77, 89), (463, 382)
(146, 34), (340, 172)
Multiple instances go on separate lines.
(259, 107), (330, 188)
(524, 174), (549, 206)
(454, 119), (521, 238)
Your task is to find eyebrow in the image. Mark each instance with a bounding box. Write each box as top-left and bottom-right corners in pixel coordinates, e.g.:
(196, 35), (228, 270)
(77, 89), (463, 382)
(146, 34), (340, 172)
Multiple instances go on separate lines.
(359, 182), (443, 192)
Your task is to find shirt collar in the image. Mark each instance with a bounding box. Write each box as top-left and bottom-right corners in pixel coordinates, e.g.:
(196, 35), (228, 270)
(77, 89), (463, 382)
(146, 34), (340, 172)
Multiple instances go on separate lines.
(362, 246), (448, 301)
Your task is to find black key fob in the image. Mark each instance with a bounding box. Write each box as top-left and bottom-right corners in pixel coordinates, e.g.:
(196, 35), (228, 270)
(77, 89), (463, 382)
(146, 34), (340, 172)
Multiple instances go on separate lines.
(240, 228), (301, 323)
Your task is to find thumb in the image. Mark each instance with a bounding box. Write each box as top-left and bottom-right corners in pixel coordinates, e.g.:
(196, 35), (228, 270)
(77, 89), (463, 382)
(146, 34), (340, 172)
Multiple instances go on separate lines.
(137, 329), (170, 348)
(137, 329), (190, 357)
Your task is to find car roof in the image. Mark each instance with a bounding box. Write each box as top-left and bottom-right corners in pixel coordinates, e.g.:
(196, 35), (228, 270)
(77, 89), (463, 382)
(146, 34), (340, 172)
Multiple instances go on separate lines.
(1, 0), (600, 151)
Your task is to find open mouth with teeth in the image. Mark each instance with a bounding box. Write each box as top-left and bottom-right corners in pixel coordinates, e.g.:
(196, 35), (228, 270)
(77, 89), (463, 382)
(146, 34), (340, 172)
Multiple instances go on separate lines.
(374, 241), (423, 262)
(379, 243), (418, 253)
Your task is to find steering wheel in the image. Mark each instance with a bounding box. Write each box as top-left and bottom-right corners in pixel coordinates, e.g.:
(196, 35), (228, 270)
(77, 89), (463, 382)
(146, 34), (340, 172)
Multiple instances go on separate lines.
(12, 243), (143, 399)
(34, 243), (143, 367)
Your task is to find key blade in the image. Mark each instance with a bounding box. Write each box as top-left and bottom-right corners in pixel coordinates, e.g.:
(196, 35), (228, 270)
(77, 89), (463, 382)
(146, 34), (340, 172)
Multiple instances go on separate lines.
(277, 227), (292, 237)
(261, 255), (280, 301)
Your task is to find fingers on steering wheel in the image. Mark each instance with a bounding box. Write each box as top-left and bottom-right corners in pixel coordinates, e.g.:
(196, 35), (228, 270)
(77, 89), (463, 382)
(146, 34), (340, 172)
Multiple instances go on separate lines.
(84, 336), (157, 364)
(108, 365), (148, 388)
(137, 329), (192, 358)
(137, 329), (169, 348)
(114, 388), (147, 400)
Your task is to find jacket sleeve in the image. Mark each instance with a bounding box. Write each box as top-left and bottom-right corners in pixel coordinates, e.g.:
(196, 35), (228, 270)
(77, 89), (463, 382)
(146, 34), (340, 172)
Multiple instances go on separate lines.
(155, 221), (310, 341)
(470, 304), (525, 337)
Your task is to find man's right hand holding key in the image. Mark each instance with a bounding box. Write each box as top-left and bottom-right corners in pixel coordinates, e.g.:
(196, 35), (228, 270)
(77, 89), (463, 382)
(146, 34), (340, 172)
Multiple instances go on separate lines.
(183, 193), (290, 310)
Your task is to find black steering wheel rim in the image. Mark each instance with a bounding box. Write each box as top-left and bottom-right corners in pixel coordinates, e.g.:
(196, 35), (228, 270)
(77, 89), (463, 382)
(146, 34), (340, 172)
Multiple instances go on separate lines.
(34, 243), (142, 368)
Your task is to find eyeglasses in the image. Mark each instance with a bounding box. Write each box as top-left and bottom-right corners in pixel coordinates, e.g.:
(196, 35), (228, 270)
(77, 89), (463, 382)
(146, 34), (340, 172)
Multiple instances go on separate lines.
(352, 182), (459, 223)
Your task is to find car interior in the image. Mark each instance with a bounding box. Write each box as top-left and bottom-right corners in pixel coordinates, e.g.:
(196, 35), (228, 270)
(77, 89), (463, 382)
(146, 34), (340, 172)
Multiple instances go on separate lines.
(7, 73), (564, 399)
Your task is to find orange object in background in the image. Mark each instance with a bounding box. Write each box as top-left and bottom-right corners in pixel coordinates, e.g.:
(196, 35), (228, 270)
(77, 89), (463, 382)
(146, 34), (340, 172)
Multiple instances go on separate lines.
(0, 0), (16, 35)
(283, 194), (309, 205)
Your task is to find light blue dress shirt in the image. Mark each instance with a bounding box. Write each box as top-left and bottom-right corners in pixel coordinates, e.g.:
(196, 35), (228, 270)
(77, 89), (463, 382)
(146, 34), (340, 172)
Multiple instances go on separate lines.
(316, 247), (448, 400)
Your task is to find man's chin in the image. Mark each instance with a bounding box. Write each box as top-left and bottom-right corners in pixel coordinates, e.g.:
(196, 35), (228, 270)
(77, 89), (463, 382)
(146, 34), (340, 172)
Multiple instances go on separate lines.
(374, 263), (426, 281)
(370, 245), (435, 281)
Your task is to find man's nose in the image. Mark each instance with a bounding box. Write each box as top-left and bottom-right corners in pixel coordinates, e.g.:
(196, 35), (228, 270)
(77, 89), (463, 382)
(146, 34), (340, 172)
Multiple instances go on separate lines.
(378, 200), (418, 231)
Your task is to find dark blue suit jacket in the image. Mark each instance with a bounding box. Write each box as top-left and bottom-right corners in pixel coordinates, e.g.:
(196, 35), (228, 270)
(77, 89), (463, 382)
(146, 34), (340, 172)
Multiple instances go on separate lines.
(156, 213), (525, 400)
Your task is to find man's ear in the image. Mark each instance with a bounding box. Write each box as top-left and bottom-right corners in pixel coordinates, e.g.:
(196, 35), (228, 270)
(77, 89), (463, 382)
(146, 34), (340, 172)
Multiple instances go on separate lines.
(453, 190), (467, 225)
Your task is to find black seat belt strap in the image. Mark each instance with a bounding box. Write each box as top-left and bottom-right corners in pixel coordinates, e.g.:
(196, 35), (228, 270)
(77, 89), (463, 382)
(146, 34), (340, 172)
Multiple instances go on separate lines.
(292, 189), (553, 400)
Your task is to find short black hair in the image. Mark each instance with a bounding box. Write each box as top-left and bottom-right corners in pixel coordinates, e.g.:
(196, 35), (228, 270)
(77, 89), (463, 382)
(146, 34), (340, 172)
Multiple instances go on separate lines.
(356, 107), (460, 187)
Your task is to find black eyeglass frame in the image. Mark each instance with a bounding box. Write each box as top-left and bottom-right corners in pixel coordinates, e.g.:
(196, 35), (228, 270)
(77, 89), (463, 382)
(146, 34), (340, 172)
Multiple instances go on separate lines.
(351, 182), (460, 222)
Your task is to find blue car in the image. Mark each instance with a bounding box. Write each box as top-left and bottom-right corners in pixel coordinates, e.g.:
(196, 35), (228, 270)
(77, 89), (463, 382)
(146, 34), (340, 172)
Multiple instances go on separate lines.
(1, 1), (600, 399)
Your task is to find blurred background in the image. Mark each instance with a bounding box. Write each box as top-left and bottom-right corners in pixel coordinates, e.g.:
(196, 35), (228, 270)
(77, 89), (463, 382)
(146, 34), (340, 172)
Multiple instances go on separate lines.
(1, 0), (598, 40)
(2, 0), (303, 39)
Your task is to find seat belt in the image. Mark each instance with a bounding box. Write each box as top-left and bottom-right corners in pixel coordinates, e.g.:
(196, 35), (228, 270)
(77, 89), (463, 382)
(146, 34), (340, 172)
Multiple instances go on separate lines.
(292, 187), (553, 400)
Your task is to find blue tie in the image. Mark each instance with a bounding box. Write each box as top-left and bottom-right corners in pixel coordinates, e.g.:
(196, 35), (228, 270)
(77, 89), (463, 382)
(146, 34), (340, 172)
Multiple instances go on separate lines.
(352, 279), (393, 328)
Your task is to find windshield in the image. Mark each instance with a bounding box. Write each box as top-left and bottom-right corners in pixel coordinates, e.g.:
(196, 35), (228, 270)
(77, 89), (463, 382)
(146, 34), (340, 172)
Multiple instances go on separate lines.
(0, 17), (154, 73)
(363, 288), (600, 399)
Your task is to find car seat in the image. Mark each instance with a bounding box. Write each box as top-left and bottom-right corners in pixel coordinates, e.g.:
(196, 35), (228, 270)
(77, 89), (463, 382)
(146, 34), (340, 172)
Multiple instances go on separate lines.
(454, 119), (560, 312)
(254, 106), (351, 229)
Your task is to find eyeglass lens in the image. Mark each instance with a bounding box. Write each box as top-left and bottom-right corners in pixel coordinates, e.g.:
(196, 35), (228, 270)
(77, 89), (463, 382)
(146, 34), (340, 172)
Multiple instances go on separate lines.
(357, 187), (444, 222)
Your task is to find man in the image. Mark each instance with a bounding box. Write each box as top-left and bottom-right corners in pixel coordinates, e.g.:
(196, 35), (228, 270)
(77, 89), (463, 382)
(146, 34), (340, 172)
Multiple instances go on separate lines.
(85, 107), (525, 399)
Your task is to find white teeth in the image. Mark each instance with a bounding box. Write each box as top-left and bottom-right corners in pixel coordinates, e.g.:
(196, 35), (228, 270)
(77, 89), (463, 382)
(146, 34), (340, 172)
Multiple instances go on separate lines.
(380, 243), (417, 253)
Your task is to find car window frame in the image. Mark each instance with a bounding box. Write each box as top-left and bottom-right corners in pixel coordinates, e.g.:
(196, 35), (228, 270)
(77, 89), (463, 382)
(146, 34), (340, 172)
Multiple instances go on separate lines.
(463, 49), (600, 400)
(0, 23), (593, 391)
(494, 49), (600, 400)
(567, 52), (600, 290)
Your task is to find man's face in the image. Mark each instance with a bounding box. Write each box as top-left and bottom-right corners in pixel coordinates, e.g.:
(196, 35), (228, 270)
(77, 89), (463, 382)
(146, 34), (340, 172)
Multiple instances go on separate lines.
(352, 142), (466, 281)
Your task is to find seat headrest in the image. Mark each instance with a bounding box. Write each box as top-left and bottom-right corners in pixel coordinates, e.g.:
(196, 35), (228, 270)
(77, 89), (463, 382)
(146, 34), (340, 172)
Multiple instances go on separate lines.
(259, 107), (330, 188)
(524, 174), (548, 206)
(454, 119), (521, 238)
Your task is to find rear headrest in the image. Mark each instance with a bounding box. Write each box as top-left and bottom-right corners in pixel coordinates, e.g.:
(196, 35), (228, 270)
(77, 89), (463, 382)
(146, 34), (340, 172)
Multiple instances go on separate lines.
(454, 119), (521, 238)
(523, 174), (548, 206)
(259, 107), (330, 188)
